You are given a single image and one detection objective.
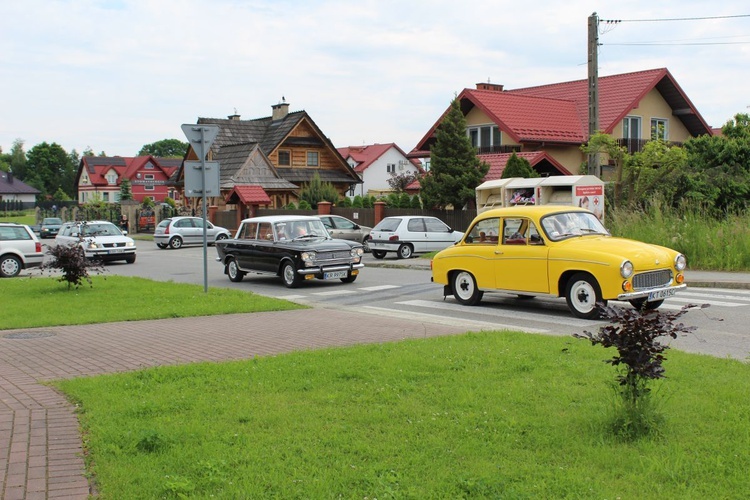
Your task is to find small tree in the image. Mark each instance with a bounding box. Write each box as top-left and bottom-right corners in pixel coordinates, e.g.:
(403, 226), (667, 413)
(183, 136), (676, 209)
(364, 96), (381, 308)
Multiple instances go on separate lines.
(387, 171), (420, 193)
(42, 240), (105, 289)
(574, 303), (707, 439)
(120, 178), (134, 201)
(420, 97), (489, 209)
(501, 153), (538, 179)
(298, 172), (339, 208)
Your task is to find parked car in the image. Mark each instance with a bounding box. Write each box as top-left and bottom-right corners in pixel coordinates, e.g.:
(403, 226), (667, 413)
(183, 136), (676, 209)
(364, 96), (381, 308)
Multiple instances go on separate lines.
(215, 215), (364, 288)
(369, 216), (464, 259)
(0, 222), (45, 277)
(431, 205), (687, 319)
(56, 220), (136, 264)
(154, 216), (231, 249)
(39, 217), (63, 239)
(318, 215), (372, 252)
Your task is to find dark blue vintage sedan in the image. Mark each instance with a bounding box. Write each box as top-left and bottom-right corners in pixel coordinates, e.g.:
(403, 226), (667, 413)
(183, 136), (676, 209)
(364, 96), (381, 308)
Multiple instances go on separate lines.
(215, 215), (365, 288)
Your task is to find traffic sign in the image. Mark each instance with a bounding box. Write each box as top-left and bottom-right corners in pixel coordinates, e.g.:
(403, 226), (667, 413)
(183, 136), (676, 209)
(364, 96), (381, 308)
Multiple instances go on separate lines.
(181, 124), (220, 159)
(184, 161), (221, 197)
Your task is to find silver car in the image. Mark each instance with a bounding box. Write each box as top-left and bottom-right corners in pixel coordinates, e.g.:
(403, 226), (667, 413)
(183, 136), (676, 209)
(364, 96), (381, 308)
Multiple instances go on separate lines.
(55, 220), (136, 264)
(154, 216), (231, 249)
(318, 215), (372, 252)
(0, 223), (45, 277)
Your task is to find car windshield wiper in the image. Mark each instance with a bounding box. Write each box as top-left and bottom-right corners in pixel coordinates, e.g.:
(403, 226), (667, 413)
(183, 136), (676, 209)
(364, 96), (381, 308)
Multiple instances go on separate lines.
(293, 234), (321, 240)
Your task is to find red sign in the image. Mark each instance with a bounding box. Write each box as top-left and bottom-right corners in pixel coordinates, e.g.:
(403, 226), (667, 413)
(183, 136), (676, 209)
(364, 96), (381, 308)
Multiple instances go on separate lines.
(575, 185), (603, 196)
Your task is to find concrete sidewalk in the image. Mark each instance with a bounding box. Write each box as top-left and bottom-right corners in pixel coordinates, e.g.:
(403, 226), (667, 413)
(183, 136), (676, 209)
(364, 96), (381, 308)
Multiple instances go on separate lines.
(2, 265), (749, 498)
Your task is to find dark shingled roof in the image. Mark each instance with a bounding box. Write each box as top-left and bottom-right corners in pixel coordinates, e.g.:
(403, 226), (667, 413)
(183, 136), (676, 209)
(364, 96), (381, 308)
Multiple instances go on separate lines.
(0, 171), (40, 195)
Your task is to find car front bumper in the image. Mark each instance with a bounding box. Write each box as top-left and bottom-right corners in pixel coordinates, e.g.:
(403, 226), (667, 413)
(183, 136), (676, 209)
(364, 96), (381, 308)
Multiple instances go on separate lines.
(617, 283), (686, 301)
(297, 262), (365, 277)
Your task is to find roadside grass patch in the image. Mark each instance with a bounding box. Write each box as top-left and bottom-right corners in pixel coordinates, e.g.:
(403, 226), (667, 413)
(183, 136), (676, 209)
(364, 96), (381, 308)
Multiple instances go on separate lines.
(55, 332), (750, 498)
(0, 276), (304, 329)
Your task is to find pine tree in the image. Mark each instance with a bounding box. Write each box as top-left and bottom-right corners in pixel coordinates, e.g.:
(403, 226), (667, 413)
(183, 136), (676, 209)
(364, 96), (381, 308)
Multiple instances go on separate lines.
(119, 178), (134, 200)
(420, 98), (489, 209)
(501, 152), (539, 179)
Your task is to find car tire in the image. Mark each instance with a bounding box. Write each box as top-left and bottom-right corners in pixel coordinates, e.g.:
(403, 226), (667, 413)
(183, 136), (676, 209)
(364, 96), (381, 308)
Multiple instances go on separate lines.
(629, 298), (664, 311)
(281, 261), (301, 288)
(216, 233), (228, 242)
(227, 259), (245, 282)
(452, 270), (483, 306)
(397, 244), (413, 259)
(125, 255), (136, 264)
(0, 255), (22, 278)
(372, 250), (386, 259)
(565, 273), (605, 319)
(362, 237), (371, 253)
(340, 272), (357, 284)
(169, 236), (183, 249)
(156, 243), (168, 249)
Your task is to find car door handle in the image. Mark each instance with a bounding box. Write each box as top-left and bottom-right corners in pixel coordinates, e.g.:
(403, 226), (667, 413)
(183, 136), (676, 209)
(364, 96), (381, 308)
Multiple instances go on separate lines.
(494, 250), (504, 255)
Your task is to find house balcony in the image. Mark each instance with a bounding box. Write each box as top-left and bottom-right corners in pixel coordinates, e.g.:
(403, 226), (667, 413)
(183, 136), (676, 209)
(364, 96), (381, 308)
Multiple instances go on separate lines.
(617, 138), (684, 154)
(475, 145), (522, 155)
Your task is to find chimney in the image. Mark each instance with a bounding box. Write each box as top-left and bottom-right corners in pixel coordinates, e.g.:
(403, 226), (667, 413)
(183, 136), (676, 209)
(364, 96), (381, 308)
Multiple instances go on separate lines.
(228, 108), (241, 120)
(272, 96), (289, 121)
(6, 171), (13, 183)
(476, 82), (504, 92)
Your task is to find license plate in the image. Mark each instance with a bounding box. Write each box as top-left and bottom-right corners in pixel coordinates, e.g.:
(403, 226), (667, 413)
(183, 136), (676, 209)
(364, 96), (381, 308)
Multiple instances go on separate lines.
(109, 249), (123, 253)
(324, 270), (348, 280)
(648, 288), (677, 301)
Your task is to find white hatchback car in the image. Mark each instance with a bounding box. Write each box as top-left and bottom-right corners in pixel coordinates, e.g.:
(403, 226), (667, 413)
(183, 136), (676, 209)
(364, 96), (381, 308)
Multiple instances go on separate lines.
(56, 220), (136, 264)
(0, 222), (45, 277)
(154, 216), (231, 249)
(368, 216), (464, 259)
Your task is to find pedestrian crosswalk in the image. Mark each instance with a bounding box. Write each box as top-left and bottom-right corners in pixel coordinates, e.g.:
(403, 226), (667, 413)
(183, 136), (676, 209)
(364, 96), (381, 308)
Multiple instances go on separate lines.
(276, 285), (749, 330)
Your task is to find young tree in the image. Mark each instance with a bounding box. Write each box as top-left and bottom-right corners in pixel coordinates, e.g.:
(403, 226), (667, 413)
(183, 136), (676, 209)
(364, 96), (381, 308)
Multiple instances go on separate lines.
(501, 153), (538, 179)
(420, 98), (489, 209)
(387, 170), (420, 193)
(138, 139), (189, 158)
(120, 178), (134, 201)
(298, 172), (339, 208)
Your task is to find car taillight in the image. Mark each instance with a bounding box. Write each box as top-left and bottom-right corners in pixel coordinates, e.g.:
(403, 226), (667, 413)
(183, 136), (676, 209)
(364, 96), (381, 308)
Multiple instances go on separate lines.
(388, 235), (399, 241)
(164, 225), (170, 234)
(35, 242), (42, 252)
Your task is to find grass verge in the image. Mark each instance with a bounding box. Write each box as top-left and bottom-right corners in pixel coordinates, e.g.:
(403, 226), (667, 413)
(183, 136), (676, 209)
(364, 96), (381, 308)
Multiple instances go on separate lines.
(55, 332), (750, 498)
(0, 276), (305, 329)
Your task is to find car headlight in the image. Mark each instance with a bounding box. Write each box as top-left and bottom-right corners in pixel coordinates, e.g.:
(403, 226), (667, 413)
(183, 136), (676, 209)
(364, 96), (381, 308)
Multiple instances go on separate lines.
(85, 241), (100, 250)
(351, 247), (364, 258)
(301, 252), (316, 265)
(675, 254), (687, 271)
(620, 260), (634, 279)
(126, 241), (135, 248)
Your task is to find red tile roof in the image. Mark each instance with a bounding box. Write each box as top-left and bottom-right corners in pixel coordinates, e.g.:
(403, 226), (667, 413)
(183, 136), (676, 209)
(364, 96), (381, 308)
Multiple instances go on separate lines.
(481, 152), (572, 181)
(337, 143), (422, 173)
(226, 185), (272, 205)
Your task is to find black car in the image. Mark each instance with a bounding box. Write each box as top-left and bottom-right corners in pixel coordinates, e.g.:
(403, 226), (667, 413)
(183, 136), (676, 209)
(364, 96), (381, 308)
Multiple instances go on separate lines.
(40, 217), (63, 239)
(215, 215), (365, 288)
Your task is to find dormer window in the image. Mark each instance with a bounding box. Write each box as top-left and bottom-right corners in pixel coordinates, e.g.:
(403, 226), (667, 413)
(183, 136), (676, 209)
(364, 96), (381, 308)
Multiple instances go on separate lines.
(467, 125), (501, 153)
(106, 172), (118, 185)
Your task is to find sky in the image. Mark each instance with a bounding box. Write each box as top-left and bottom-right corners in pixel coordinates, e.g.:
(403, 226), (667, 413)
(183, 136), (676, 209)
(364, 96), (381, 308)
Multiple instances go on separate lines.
(1, 0), (749, 158)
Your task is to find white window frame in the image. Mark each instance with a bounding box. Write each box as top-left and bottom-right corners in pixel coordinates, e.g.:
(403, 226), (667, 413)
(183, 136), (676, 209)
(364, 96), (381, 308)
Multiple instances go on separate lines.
(623, 116), (642, 140)
(650, 118), (668, 141)
(467, 124), (501, 148)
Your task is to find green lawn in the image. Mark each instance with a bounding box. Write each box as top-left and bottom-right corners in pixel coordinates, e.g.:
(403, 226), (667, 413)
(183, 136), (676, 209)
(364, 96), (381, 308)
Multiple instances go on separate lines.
(0, 276), (304, 329)
(55, 332), (750, 498)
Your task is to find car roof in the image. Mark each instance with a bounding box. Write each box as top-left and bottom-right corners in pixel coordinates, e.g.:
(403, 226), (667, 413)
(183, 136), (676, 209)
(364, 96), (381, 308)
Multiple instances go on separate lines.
(239, 215), (322, 224)
(63, 220), (117, 225)
(478, 205), (591, 219)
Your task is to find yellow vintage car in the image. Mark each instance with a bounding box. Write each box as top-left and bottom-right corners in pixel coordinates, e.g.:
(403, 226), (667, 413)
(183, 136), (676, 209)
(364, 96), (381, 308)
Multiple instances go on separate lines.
(430, 205), (687, 319)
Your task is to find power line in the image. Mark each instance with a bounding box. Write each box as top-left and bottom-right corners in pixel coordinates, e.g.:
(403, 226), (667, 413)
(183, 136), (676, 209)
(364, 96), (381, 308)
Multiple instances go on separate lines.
(602, 14), (750, 23)
(606, 41), (750, 46)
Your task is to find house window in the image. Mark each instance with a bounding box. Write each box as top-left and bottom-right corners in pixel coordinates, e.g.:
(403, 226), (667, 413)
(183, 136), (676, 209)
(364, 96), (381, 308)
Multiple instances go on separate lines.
(623, 116), (641, 140)
(387, 163), (396, 173)
(106, 172), (117, 185)
(306, 151), (319, 167)
(145, 185), (154, 191)
(144, 174), (154, 180)
(145, 162), (154, 169)
(278, 150), (291, 166)
(102, 192), (109, 202)
(651, 118), (668, 141)
(467, 125), (501, 150)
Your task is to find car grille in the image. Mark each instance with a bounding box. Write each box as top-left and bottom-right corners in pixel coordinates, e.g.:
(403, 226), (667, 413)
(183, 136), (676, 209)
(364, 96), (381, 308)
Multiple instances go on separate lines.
(316, 251), (352, 264)
(103, 242), (127, 248)
(633, 269), (673, 290)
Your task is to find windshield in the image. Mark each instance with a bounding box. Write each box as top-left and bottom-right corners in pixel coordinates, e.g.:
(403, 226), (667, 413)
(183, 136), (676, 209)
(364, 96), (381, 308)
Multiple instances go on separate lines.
(541, 212), (608, 242)
(82, 223), (122, 237)
(43, 218), (62, 225)
(275, 220), (329, 241)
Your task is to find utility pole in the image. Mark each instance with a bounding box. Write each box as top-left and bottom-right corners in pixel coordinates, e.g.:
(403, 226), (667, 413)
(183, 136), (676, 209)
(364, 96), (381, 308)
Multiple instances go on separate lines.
(587, 12), (600, 177)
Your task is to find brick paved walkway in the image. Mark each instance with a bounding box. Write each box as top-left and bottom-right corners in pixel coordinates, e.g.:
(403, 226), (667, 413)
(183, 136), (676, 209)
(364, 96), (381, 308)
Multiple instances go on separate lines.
(0, 308), (472, 499)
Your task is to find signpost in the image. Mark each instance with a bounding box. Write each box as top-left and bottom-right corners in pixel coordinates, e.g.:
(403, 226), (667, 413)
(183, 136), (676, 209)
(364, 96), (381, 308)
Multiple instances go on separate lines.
(181, 124), (220, 293)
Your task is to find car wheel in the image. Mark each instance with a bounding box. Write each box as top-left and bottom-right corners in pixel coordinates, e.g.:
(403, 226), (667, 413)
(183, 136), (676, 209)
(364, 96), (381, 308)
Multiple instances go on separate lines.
(629, 298), (664, 311)
(340, 272), (358, 284)
(565, 273), (605, 319)
(372, 250), (386, 259)
(125, 255), (136, 264)
(362, 237), (371, 253)
(452, 271), (483, 306)
(227, 259), (245, 282)
(169, 236), (183, 249)
(397, 244), (413, 259)
(216, 233), (228, 242)
(0, 255), (22, 278)
(156, 243), (168, 249)
(281, 261), (301, 288)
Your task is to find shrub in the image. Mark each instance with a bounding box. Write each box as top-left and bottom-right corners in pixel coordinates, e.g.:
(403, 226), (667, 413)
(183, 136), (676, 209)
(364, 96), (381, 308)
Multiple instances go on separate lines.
(574, 303), (708, 439)
(42, 242), (106, 289)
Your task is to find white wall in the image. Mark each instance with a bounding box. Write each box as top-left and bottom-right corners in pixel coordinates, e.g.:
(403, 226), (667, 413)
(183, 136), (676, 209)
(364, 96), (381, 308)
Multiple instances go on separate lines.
(351, 147), (421, 198)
